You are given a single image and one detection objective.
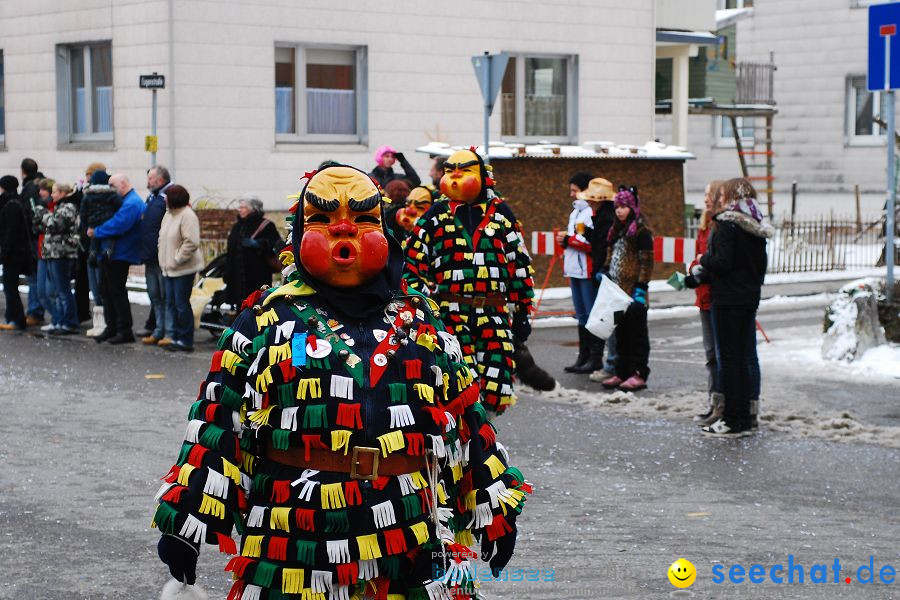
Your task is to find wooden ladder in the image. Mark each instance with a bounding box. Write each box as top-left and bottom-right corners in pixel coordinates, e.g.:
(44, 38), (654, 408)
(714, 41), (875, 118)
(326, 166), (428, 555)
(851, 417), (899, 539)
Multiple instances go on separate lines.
(730, 114), (775, 217)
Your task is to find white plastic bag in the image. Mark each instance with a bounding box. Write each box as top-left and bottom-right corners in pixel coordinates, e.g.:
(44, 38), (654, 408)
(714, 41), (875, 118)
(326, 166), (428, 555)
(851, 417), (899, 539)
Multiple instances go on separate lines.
(585, 276), (633, 340)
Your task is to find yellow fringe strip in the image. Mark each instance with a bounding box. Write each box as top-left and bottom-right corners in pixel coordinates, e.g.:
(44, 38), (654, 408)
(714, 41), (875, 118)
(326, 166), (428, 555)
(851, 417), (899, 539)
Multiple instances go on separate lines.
(241, 534), (263, 557)
(410, 471), (428, 490)
(176, 463), (196, 487)
(376, 430), (405, 458)
(413, 383), (434, 404)
(356, 533), (382, 560)
(410, 521), (430, 545)
(270, 506), (292, 532)
(220, 350), (244, 375)
(455, 529), (475, 547)
(255, 308), (279, 329)
(255, 366), (273, 393)
(484, 455), (506, 479)
(437, 482), (447, 505)
(281, 568), (305, 594)
(269, 342), (291, 364)
(331, 430), (352, 455)
(199, 493), (225, 519)
(222, 459), (242, 485)
(464, 491), (477, 511)
(450, 462), (463, 483)
(248, 405), (275, 427)
(296, 378), (323, 400)
(321, 482), (346, 509)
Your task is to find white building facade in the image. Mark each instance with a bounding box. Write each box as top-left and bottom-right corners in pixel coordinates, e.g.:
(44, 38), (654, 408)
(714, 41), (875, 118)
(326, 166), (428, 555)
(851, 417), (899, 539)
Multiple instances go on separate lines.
(656, 0), (894, 218)
(0, 0), (663, 209)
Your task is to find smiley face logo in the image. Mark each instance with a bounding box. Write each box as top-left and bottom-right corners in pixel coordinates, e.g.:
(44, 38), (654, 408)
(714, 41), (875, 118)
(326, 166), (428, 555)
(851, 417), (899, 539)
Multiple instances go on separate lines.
(668, 558), (696, 588)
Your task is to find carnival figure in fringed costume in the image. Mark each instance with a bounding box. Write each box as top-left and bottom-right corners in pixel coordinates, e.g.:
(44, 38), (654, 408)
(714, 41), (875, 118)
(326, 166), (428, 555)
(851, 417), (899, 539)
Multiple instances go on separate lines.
(153, 165), (530, 600)
(401, 150), (536, 417)
(384, 186), (436, 245)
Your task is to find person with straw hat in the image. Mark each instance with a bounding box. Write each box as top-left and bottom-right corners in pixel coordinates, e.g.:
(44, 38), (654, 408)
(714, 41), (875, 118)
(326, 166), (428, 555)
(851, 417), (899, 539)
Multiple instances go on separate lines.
(557, 175), (615, 374)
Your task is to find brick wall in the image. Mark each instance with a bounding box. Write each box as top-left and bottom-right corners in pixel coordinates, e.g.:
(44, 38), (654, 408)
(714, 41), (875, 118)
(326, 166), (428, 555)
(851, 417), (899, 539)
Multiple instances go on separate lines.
(491, 157), (686, 288)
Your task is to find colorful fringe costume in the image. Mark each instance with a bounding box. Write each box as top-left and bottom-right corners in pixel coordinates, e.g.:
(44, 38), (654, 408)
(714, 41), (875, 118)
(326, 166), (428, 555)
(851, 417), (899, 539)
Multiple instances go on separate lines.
(153, 263), (530, 599)
(402, 195), (535, 416)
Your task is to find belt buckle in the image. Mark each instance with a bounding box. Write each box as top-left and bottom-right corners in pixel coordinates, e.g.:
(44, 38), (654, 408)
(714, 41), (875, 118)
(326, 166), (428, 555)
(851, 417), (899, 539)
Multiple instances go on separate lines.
(472, 296), (486, 309)
(350, 446), (380, 480)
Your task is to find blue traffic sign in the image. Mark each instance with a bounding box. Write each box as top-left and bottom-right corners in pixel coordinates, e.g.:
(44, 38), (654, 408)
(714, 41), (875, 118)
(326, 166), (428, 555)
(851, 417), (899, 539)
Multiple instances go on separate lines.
(868, 2), (900, 91)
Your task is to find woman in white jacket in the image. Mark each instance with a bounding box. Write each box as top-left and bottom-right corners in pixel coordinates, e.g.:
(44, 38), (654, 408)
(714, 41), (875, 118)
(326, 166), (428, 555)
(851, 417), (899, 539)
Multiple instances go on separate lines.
(157, 184), (203, 352)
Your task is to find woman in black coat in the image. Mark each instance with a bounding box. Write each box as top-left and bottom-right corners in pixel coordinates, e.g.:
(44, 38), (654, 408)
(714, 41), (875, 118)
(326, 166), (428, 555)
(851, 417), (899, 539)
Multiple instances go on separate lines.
(698, 178), (772, 438)
(223, 195), (284, 305)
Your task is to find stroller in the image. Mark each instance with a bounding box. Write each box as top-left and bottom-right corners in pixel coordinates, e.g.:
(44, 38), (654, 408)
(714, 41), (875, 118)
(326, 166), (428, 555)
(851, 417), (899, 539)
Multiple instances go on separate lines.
(192, 254), (237, 337)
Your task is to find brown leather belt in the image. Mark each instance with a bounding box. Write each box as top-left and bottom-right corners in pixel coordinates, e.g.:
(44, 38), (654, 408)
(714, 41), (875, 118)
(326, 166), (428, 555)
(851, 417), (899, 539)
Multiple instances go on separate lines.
(438, 293), (507, 308)
(264, 442), (426, 480)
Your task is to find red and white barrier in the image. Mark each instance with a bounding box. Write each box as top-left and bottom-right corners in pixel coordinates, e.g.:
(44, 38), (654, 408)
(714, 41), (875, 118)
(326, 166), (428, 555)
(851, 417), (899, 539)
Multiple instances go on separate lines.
(529, 231), (696, 264)
(530, 231), (558, 256)
(653, 236), (696, 264)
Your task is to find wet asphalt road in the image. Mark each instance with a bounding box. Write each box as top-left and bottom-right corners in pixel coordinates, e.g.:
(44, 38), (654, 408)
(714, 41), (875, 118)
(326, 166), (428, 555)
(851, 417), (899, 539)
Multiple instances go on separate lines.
(0, 300), (899, 599)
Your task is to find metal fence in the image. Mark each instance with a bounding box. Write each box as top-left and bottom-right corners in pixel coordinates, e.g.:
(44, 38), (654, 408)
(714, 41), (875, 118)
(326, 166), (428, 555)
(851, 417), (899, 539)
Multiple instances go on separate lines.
(683, 215), (884, 273)
(736, 60), (776, 105)
(768, 217), (882, 273)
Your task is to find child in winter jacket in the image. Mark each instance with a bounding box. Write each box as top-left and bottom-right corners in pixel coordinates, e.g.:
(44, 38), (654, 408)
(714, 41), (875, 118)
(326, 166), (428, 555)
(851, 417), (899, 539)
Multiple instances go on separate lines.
(599, 188), (654, 392)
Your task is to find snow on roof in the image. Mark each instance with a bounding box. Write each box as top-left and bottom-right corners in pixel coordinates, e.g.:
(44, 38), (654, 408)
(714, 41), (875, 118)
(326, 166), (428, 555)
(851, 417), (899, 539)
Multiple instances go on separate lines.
(716, 7), (753, 29)
(416, 141), (695, 161)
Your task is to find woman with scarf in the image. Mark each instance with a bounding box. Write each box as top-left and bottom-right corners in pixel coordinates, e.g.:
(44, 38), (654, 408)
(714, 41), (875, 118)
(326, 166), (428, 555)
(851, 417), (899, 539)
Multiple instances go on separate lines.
(599, 188), (654, 392)
(223, 194), (284, 307)
(697, 178), (772, 437)
(153, 165), (528, 599)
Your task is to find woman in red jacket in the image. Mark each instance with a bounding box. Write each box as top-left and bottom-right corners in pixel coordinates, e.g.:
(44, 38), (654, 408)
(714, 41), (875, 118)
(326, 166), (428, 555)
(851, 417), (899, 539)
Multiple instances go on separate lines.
(686, 180), (724, 425)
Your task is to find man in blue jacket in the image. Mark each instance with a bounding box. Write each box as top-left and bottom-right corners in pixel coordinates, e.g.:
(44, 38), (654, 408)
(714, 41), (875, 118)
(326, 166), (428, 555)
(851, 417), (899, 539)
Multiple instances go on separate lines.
(88, 173), (145, 344)
(138, 166), (173, 345)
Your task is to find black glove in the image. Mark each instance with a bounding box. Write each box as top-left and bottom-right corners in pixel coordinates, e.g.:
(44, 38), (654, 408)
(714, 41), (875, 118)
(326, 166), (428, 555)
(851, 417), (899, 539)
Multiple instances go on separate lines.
(394, 152), (406, 162)
(158, 534), (200, 585)
(241, 238), (261, 249)
(511, 309), (531, 343)
(481, 529), (517, 577)
(684, 274), (699, 289)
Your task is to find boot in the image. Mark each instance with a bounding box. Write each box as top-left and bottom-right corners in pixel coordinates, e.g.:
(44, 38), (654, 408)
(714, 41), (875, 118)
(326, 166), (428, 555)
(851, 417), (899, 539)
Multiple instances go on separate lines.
(564, 326), (590, 373)
(572, 331), (605, 374)
(749, 399), (759, 432)
(693, 394), (715, 422)
(86, 306), (106, 337)
(698, 392), (725, 427)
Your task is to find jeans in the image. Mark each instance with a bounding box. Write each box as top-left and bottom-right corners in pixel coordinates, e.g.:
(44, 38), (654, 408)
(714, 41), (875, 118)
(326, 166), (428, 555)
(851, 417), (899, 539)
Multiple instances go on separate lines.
(614, 301), (651, 380)
(699, 309), (718, 396)
(2, 261), (27, 327)
(47, 258), (79, 329)
(99, 259), (133, 335)
(87, 262), (103, 307)
(164, 273), (196, 347)
(145, 262), (172, 339)
(744, 314), (761, 400)
(27, 265), (51, 319)
(711, 304), (758, 428)
(569, 276), (598, 327)
(603, 331), (618, 373)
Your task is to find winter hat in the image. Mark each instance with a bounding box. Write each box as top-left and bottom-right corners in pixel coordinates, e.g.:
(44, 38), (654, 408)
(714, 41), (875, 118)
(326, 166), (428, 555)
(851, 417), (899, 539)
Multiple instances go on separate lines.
(89, 170), (110, 185)
(374, 145), (397, 167)
(609, 189), (641, 240)
(0, 175), (19, 193)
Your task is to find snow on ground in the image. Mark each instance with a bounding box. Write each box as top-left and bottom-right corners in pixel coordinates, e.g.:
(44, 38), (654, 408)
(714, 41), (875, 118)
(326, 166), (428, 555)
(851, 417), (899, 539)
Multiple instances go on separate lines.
(526, 322), (900, 448)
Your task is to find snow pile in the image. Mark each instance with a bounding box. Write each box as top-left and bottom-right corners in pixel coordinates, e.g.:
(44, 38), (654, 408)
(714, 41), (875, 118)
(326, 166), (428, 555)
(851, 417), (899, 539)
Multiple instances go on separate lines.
(523, 383), (900, 448)
(821, 278), (886, 362)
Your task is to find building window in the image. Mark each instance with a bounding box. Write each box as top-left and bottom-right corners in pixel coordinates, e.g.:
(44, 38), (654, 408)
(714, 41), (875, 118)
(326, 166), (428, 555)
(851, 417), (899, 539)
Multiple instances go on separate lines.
(717, 0), (753, 8)
(501, 54), (577, 142)
(56, 42), (113, 144)
(846, 76), (884, 144)
(275, 44), (367, 143)
(0, 50), (5, 146)
(713, 115), (754, 147)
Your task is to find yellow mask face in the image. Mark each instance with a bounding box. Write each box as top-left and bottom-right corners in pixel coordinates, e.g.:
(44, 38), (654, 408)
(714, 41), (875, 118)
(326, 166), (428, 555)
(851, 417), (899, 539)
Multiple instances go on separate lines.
(440, 150), (483, 203)
(299, 166), (389, 288)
